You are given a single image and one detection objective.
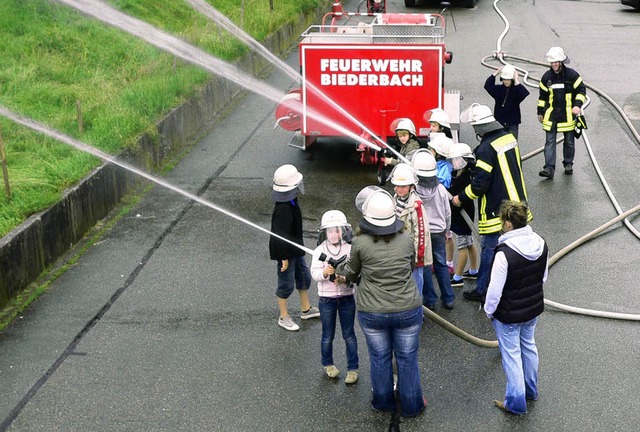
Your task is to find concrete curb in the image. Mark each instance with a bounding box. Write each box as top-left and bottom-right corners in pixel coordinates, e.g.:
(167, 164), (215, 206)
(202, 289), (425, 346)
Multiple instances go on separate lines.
(0, 3), (331, 308)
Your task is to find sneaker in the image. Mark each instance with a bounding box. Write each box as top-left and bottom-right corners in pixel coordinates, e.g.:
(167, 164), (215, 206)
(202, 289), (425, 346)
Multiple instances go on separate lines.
(538, 168), (554, 179)
(463, 290), (484, 302)
(300, 306), (320, 320)
(442, 302), (454, 310)
(564, 165), (573, 175)
(462, 270), (478, 280)
(345, 370), (358, 384)
(424, 304), (436, 311)
(450, 276), (464, 288)
(324, 365), (340, 379)
(278, 315), (299, 331)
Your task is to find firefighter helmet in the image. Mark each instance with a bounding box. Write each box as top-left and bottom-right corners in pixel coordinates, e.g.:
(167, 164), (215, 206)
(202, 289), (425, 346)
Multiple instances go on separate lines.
(320, 210), (349, 229)
(395, 118), (417, 136)
(460, 103), (497, 125)
(429, 133), (454, 158)
(411, 149), (437, 178)
(272, 164), (303, 192)
(361, 189), (397, 228)
(390, 163), (418, 186)
(546, 46), (567, 63)
(428, 109), (451, 129)
(500, 64), (516, 80)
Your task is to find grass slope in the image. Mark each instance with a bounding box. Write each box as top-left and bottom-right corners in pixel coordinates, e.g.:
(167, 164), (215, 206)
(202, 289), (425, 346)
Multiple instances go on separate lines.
(0, 0), (320, 237)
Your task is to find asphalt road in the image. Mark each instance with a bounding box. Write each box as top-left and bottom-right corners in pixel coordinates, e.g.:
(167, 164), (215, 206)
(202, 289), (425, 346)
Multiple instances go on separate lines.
(1, 0), (640, 431)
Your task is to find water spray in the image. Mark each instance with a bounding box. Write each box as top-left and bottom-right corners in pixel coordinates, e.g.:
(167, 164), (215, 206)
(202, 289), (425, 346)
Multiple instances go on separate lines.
(50, 0), (403, 158)
(184, 0), (402, 160)
(0, 105), (314, 257)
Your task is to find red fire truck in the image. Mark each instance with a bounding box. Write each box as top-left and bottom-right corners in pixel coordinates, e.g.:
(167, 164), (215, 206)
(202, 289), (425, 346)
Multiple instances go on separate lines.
(274, 1), (459, 167)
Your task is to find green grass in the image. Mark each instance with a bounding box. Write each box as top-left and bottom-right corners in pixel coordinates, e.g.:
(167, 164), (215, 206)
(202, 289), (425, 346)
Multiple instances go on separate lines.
(0, 0), (321, 237)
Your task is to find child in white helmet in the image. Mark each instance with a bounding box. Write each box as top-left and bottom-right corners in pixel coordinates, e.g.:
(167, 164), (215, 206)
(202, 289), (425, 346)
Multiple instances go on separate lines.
(427, 132), (454, 189)
(383, 118), (421, 167)
(389, 163), (432, 297)
(310, 210), (359, 384)
(484, 64), (530, 139)
(426, 133), (457, 274)
(269, 164), (320, 332)
(410, 151), (455, 310)
(446, 144), (480, 287)
(428, 108), (453, 140)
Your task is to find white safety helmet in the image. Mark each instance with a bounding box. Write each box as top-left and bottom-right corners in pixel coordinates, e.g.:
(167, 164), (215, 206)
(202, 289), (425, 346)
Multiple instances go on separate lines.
(411, 149), (437, 178)
(395, 118), (417, 136)
(318, 209), (352, 245)
(460, 103), (497, 125)
(428, 108), (451, 129)
(546, 46), (567, 63)
(320, 210), (349, 229)
(448, 143), (474, 159)
(272, 164), (303, 192)
(500, 64), (516, 80)
(361, 189), (399, 230)
(390, 163), (418, 186)
(428, 133), (454, 158)
(448, 143), (474, 170)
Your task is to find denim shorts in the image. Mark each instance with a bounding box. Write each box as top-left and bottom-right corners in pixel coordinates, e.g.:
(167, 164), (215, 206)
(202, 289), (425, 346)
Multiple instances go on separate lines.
(275, 256), (311, 299)
(455, 234), (474, 250)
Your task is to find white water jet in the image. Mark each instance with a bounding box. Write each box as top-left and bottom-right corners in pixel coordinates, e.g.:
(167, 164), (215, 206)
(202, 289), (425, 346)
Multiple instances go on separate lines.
(51, 0), (392, 154)
(0, 105), (314, 255)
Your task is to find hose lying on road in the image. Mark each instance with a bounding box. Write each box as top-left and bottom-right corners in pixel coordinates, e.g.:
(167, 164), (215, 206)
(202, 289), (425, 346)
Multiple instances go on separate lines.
(423, 306), (498, 348)
(421, 0), (640, 348)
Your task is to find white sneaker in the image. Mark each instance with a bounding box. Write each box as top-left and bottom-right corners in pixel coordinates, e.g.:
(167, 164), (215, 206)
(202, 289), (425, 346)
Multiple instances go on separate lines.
(278, 315), (299, 331)
(300, 306), (320, 320)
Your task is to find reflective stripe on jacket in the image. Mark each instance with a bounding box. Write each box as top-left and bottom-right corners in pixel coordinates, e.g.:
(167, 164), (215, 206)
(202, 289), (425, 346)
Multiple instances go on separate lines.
(460, 130), (532, 234)
(537, 66), (586, 132)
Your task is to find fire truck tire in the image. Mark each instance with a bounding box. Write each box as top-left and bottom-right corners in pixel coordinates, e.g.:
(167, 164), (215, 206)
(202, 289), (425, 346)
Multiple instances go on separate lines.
(404, 0), (416, 7)
(460, 0), (477, 8)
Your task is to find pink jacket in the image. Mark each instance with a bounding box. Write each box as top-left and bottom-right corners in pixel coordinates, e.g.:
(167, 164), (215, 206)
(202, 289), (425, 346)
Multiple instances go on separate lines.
(311, 241), (356, 298)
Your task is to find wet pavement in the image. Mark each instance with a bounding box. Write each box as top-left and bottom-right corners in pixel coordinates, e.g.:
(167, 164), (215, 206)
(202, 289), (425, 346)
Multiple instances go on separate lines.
(1, 0), (640, 430)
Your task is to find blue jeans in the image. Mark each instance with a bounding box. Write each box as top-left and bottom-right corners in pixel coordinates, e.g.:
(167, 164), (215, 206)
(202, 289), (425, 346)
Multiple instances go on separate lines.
(358, 306), (424, 417)
(544, 126), (575, 174)
(492, 317), (539, 415)
(474, 232), (500, 296)
(275, 255), (311, 299)
(423, 233), (455, 307)
(318, 295), (359, 371)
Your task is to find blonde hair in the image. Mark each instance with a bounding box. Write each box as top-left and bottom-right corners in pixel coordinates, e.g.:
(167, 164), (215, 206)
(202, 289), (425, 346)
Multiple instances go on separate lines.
(499, 200), (529, 229)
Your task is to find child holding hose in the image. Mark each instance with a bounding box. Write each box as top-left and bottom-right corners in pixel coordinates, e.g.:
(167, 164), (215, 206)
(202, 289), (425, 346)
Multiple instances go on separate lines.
(310, 210), (358, 384)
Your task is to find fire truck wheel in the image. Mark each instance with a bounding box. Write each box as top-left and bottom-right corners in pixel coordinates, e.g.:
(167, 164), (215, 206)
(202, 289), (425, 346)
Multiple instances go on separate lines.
(461, 0), (477, 8)
(404, 0), (416, 7)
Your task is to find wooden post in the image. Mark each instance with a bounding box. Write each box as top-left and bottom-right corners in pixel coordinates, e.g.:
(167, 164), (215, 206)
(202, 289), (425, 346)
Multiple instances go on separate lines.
(241, 0), (245, 28)
(269, 0), (274, 12)
(0, 127), (11, 199)
(76, 99), (84, 135)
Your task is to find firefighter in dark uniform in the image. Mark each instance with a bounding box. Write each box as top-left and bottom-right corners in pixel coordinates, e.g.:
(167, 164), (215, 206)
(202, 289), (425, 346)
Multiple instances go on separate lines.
(452, 103), (532, 303)
(537, 46), (587, 179)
